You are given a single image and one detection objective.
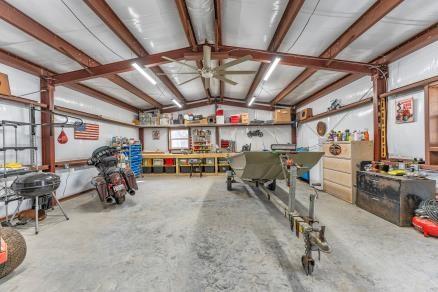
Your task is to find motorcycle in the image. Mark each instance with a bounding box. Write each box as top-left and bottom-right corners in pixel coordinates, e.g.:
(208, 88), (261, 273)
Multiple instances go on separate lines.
(88, 146), (138, 205)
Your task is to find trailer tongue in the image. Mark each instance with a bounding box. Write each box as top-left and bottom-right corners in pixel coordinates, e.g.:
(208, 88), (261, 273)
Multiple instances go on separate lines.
(227, 148), (329, 275)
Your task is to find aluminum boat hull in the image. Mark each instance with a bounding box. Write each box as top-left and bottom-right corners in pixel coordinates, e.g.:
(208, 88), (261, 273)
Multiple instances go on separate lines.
(229, 151), (324, 180)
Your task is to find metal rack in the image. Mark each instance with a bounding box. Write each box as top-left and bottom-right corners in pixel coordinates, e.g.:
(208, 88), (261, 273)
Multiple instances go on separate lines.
(0, 108), (38, 225)
(0, 106), (84, 225)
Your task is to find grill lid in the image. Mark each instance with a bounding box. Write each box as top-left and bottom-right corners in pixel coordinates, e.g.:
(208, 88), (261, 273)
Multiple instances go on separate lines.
(12, 173), (60, 191)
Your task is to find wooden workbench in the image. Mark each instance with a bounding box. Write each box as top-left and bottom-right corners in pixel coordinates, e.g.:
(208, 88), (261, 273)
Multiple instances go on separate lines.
(142, 152), (233, 176)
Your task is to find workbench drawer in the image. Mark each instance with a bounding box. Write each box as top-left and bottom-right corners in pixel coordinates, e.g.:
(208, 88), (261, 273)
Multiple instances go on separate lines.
(323, 169), (352, 188)
(323, 157), (352, 173)
(323, 142), (351, 159)
(324, 180), (353, 203)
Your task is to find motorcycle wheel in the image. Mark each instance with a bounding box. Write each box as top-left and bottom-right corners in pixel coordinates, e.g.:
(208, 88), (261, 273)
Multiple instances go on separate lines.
(0, 227), (27, 279)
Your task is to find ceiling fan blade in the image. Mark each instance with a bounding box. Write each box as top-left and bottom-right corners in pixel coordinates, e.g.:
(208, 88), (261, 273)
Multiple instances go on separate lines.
(156, 72), (199, 75)
(177, 75), (201, 86)
(204, 77), (210, 90)
(203, 45), (211, 68)
(216, 70), (257, 75)
(216, 55), (252, 70)
(161, 56), (199, 71)
(213, 74), (238, 86)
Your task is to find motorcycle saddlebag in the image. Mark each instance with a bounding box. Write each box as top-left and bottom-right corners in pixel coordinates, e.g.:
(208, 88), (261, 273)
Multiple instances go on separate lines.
(123, 169), (138, 190)
(94, 176), (109, 202)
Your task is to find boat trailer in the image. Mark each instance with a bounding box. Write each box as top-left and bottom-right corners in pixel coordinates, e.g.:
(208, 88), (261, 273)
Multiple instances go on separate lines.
(226, 149), (331, 275)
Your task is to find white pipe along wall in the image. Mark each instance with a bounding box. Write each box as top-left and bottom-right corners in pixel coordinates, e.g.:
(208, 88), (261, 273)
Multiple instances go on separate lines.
(0, 63), (139, 218)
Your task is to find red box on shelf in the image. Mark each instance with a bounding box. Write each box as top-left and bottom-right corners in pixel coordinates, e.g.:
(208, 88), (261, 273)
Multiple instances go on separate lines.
(230, 114), (240, 124)
(164, 158), (175, 166)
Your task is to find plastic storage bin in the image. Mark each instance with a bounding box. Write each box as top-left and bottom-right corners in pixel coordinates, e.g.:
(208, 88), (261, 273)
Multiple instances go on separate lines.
(153, 166), (163, 173)
(165, 166), (176, 173)
(203, 166), (215, 173)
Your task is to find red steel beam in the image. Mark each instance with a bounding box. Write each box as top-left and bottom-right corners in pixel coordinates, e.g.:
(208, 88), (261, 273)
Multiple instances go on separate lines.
(161, 97), (275, 113)
(245, 0), (304, 101)
(54, 47), (192, 84)
(175, 0), (212, 101)
(54, 46), (372, 85)
(214, 0), (224, 99)
(65, 83), (139, 113)
(84, 0), (186, 104)
(375, 22), (438, 64)
(295, 22), (438, 108)
(0, 0), (162, 108)
(220, 47), (372, 74)
(0, 48), (139, 113)
(295, 74), (365, 108)
(271, 0), (403, 105)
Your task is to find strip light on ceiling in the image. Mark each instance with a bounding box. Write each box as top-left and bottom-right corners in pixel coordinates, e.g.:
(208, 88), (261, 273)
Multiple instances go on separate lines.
(172, 99), (182, 108)
(263, 57), (281, 81)
(132, 63), (157, 85)
(248, 97), (256, 106)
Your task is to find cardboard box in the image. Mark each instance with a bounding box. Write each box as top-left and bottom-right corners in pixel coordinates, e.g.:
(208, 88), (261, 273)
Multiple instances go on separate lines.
(216, 116), (225, 124)
(184, 118), (208, 125)
(297, 108), (313, 121)
(241, 113), (249, 124)
(0, 73), (11, 96)
(274, 108), (291, 123)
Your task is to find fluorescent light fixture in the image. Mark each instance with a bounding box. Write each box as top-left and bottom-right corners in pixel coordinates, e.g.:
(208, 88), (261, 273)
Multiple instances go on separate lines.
(248, 97), (256, 106)
(172, 99), (182, 108)
(132, 63), (156, 85)
(263, 57), (281, 81)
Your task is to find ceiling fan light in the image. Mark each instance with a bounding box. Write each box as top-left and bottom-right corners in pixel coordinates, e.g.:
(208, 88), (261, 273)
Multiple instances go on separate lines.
(132, 63), (157, 85)
(172, 99), (182, 108)
(263, 57), (281, 81)
(248, 97), (256, 106)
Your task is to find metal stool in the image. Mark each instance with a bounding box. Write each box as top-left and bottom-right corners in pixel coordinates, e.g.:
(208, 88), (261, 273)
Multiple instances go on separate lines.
(188, 158), (203, 178)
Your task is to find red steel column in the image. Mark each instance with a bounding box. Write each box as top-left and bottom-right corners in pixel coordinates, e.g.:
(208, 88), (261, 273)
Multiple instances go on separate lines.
(40, 78), (55, 172)
(139, 127), (144, 149)
(372, 72), (387, 161)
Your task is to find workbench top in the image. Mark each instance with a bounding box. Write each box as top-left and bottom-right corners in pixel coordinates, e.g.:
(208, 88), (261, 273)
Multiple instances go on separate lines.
(142, 152), (233, 159)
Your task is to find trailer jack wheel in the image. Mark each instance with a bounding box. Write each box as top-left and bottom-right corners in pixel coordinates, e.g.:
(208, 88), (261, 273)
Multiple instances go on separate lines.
(301, 255), (315, 276)
(227, 177), (232, 191)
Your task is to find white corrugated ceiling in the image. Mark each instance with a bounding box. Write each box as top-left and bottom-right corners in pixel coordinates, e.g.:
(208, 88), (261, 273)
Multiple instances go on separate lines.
(0, 0), (435, 108)
(337, 0), (438, 62)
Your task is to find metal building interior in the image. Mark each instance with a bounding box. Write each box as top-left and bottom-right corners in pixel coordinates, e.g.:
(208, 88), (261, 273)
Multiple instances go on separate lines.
(0, 0), (437, 291)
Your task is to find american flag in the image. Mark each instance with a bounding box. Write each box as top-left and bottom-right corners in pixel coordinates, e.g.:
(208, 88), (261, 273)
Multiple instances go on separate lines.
(74, 123), (99, 140)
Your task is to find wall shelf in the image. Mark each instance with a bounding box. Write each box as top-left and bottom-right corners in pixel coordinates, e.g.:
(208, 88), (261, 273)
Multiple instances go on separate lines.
(298, 98), (373, 124)
(140, 122), (293, 129)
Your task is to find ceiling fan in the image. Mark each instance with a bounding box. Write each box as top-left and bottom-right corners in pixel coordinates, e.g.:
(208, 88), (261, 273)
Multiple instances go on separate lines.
(158, 45), (256, 89)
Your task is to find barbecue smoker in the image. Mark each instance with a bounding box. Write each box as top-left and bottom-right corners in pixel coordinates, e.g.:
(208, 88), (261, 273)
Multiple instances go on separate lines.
(88, 146), (137, 205)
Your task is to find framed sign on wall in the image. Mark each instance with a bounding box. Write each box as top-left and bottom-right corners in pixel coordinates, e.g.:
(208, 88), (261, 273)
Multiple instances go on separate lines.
(152, 130), (160, 140)
(395, 97), (414, 123)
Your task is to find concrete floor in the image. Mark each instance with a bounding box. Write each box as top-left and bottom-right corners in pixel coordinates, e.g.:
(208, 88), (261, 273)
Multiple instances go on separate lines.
(1, 176), (438, 291)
